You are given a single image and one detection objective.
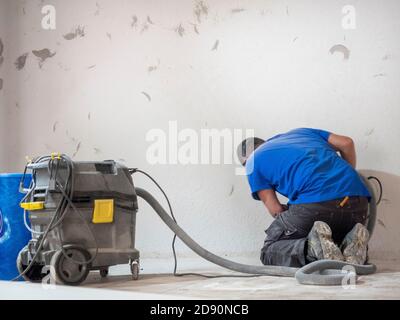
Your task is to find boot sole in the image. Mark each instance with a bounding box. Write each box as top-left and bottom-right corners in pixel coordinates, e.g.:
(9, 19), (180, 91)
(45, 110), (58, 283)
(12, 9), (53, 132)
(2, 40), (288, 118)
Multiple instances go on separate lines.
(314, 222), (344, 261)
(343, 223), (369, 265)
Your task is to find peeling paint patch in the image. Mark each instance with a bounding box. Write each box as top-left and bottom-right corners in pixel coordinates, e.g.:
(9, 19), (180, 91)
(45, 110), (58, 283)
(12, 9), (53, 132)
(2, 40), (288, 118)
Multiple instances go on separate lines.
(148, 59), (160, 73)
(0, 79), (3, 91)
(211, 40), (219, 51)
(141, 91), (152, 102)
(377, 219), (386, 229)
(63, 26), (85, 40)
(141, 22), (150, 34)
(365, 128), (375, 136)
(373, 73), (386, 78)
(52, 121), (59, 133)
(194, 1), (209, 23)
(32, 49), (56, 67)
(329, 44), (350, 60)
(66, 130), (77, 143)
(94, 2), (100, 16)
(175, 23), (185, 37)
(147, 16), (155, 25)
(15, 53), (29, 70)
(131, 15), (138, 29)
(148, 62), (160, 73)
(57, 62), (70, 72)
(72, 142), (81, 158)
(147, 59), (161, 73)
(0, 38), (4, 68)
(191, 23), (200, 34)
(231, 8), (245, 14)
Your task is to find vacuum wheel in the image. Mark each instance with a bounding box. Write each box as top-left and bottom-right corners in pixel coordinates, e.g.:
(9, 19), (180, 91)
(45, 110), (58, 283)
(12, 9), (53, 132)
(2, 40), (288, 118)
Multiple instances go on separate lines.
(100, 268), (109, 278)
(50, 246), (91, 286)
(130, 259), (140, 280)
(16, 246), (47, 283)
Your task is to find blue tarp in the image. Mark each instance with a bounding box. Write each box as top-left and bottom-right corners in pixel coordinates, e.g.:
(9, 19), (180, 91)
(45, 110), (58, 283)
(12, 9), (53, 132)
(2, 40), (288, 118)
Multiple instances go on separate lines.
(0, 173), (32, 280)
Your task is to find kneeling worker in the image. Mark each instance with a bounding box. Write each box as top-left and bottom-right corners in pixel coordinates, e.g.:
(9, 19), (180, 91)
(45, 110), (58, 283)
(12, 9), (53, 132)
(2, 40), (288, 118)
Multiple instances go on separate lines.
(238, 128), (371, 267)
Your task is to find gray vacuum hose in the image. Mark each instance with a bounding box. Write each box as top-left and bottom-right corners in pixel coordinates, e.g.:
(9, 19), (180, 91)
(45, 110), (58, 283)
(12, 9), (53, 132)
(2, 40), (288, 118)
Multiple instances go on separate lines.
(135, 175), (377, 285)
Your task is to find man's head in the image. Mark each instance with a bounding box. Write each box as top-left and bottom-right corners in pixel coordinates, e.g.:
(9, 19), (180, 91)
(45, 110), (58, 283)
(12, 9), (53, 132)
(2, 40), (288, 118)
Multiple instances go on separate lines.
(237, 137), (265, 166)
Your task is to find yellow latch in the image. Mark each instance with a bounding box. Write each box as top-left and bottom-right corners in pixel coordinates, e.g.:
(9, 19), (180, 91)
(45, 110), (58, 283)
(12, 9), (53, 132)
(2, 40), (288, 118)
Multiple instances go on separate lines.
(51, 152), (61, 160)
(92, 199), (114, 224)
(20, 202), (45, 211)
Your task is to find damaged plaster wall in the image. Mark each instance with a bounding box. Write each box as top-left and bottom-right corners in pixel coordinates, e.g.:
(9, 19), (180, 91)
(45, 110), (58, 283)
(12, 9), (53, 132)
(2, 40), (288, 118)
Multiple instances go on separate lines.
(0, 0), (11, 167)
(1, 0), (400, 263)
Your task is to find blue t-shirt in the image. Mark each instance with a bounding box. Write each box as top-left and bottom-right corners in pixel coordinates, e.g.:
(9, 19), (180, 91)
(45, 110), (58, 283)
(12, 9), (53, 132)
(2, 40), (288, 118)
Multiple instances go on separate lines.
(246, 128), (370, 204)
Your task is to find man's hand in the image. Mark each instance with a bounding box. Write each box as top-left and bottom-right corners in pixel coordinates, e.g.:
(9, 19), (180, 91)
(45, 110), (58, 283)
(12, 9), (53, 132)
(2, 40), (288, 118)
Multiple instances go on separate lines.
(327, 133), (357, 168)
(281, 204), (289, 212)
(257, 189), (287, 218)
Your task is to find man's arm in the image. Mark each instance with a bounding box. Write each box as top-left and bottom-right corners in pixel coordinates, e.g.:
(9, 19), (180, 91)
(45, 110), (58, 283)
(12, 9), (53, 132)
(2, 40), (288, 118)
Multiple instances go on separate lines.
(257, 189), (286, 218)
(327, 133), (356, 168)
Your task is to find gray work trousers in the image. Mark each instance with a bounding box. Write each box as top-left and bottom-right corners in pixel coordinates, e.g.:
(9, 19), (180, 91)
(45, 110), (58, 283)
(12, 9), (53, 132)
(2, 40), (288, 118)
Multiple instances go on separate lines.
(260, 197), (369, 267)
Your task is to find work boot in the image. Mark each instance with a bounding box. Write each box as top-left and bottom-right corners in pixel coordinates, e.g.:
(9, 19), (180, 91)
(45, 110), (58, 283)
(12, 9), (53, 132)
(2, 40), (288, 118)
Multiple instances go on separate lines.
(341, 223), (370, 265)
(306, 221), (344, 262)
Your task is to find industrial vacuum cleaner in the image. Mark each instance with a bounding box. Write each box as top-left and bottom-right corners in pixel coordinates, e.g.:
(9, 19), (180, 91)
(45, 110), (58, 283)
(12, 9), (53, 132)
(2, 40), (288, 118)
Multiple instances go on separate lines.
(16, 154), (378, 286)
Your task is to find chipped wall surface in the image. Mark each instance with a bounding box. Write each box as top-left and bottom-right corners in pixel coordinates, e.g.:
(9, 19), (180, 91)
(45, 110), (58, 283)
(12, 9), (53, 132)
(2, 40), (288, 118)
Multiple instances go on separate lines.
(0, 0), (9, 166)
(0, 0), (400, 261)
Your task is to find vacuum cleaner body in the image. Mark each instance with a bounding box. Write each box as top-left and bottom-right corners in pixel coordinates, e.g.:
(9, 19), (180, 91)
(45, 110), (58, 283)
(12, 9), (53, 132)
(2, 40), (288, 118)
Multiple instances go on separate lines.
(18, 159), (140, 285)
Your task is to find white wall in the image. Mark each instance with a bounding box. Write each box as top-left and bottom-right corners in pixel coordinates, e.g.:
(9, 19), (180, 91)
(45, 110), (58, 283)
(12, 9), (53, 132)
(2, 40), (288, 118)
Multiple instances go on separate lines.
(0, 0), (399, 263)
(0, 0), (8, 166)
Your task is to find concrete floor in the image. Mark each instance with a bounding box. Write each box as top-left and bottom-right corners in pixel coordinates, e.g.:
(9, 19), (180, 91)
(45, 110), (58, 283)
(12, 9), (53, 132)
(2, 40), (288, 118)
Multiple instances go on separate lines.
(1, 258), (400, 299)
(83, 259), (400, 300)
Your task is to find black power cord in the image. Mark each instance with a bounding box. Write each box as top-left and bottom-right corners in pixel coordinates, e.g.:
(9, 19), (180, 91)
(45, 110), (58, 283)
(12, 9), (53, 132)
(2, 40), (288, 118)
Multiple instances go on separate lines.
(13, 155), (99, 281)
(130, 168), (262, 279)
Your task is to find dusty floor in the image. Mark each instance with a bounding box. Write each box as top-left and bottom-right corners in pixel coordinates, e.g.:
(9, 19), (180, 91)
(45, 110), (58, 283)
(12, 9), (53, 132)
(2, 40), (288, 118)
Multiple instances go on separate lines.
(81, 259), (400, 300)
(2, 258), (399, 299)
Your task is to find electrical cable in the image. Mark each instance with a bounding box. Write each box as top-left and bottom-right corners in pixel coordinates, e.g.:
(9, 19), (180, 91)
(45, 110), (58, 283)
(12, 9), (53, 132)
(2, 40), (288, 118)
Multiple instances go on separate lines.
(55, 179), (99, 265)
(130, 168), (267, 279)
(11, 197), (62, 281)
(13, 155), (99, 281)
(47, 155), (99, 265)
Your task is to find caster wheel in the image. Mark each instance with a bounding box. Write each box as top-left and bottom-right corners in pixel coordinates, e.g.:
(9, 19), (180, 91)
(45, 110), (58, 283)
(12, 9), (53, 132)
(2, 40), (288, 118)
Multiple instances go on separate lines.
(130, 260), (139, 280)
(50, 246), (91, 286)
(100, 268), (109, 278)
(16, 246), (47, 283)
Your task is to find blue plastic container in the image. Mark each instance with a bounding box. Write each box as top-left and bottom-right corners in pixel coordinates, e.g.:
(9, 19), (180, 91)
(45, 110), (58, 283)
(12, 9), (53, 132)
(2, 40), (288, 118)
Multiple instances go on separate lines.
(0, 173), (32, 281)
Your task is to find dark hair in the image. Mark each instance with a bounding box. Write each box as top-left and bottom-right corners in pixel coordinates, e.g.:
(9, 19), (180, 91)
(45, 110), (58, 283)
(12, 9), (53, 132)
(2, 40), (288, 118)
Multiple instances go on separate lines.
(237, 137), (265, 166)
